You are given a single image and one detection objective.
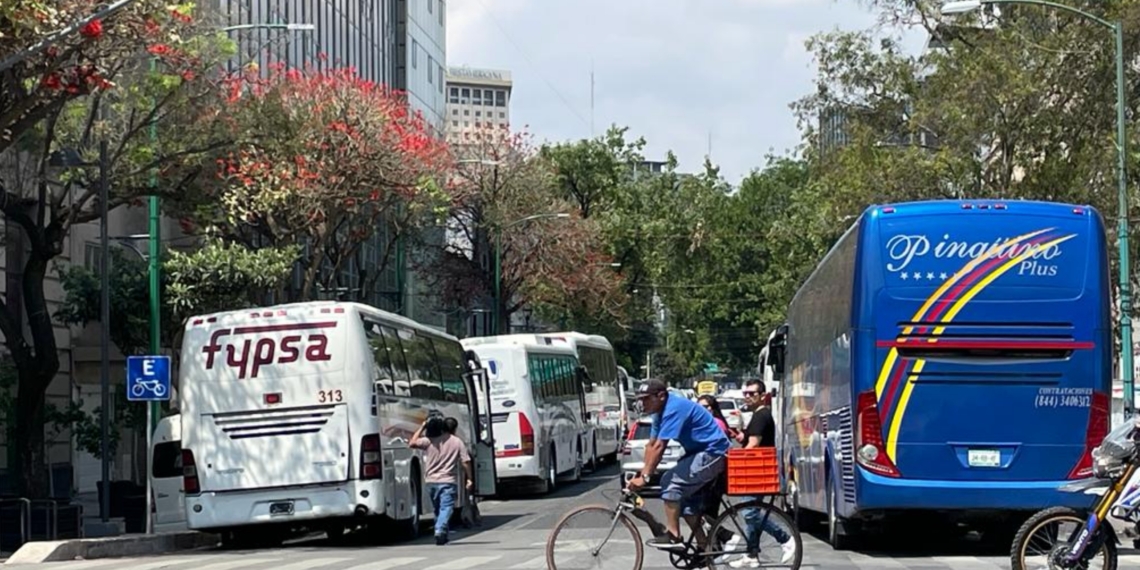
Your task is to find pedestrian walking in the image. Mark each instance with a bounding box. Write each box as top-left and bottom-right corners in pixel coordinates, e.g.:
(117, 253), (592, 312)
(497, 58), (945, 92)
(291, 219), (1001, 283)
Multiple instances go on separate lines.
(409, 414), (474, 545)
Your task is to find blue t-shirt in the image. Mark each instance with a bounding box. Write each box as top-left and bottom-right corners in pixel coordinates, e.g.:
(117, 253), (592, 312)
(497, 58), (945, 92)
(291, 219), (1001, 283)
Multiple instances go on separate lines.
(650, 394), (731, 456)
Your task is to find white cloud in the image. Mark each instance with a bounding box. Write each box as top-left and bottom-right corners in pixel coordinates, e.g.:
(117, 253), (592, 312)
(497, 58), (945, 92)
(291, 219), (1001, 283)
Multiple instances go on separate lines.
(445, 0), (912, 182)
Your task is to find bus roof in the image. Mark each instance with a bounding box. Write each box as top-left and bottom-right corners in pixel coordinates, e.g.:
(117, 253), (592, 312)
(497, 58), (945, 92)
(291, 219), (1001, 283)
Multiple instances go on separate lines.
(538, 332), (613, 350)
(460, 337), (577, 357)
(864, 199), (1097, 218)
(462, 332), (614, 351)
(184, 301), (461, 343)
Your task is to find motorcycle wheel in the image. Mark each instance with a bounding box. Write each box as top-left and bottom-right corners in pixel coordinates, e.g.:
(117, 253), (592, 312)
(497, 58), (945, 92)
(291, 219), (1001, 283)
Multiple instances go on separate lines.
(1010, 506), (1117, 570)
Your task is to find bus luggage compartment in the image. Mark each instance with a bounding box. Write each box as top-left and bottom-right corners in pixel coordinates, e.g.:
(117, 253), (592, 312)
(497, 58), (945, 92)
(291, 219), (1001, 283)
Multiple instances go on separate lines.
(195, 404), (351, 492)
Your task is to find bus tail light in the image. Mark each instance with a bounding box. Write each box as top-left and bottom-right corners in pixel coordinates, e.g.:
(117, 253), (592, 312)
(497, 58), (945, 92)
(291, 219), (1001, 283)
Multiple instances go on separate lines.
(360, 434), (382, 480)
(855, 390), (900, 478)
(519, 413), (535, 456)
(1068, 391), (1109, 479)
(182, 449), (200, 495)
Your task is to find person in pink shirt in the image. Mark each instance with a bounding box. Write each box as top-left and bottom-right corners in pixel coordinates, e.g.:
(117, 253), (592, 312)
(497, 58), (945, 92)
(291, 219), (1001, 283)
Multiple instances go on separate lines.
(698, 395), (737, 441)
(409, 415), (473, 545)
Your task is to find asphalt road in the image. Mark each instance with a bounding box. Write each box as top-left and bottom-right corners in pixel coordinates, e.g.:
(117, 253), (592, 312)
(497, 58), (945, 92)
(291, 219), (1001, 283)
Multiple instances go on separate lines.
(6, 464), (1139, 569)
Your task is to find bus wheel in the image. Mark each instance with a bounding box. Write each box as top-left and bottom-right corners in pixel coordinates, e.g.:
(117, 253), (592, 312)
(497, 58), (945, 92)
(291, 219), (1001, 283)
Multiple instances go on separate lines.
(827, 480), (855, 550)
(400, 476), (422, 540)
(543, 449), (558, 494)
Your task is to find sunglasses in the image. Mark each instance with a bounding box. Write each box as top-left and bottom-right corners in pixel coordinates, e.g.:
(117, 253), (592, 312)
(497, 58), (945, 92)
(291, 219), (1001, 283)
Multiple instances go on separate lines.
(742, 391), (760, 396)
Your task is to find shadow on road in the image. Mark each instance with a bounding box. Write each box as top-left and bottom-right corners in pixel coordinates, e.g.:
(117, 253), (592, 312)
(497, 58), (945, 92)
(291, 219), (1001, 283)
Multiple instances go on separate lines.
(803, 522), (1010, 558)
(489, 462), (622, 502)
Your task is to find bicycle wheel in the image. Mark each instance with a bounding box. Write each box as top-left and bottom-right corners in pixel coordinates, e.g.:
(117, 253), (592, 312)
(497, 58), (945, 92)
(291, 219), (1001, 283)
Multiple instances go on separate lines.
(705, 499), (803, 569)
(1011, 507), (1117, 570)
(547, 504), (644, 570)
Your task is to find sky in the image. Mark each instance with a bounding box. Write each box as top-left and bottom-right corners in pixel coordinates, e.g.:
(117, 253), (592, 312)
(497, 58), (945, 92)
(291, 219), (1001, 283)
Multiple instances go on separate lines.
(447, 0), (930, 185)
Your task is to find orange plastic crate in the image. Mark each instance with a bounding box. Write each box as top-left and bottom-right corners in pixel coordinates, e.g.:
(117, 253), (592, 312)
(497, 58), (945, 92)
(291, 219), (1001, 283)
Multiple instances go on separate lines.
(726, 448), (780, 496)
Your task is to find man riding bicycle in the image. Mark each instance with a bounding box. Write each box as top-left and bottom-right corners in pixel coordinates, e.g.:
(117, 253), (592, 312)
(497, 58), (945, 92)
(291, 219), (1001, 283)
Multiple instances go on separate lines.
(627, 379), (730, 551)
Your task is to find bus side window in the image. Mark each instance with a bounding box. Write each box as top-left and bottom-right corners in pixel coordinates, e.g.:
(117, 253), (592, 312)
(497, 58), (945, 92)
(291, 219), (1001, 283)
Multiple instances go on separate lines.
(438, 341), (467, 403)
(365, 321), (395, 396)
(407, 334), (444, 401)
(381, 326), (412, 397)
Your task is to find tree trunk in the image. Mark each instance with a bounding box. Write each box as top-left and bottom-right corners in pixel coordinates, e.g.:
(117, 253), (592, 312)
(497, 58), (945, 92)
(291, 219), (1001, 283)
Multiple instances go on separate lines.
(11, 251), (63, 499)
(13, 378), (49, 498)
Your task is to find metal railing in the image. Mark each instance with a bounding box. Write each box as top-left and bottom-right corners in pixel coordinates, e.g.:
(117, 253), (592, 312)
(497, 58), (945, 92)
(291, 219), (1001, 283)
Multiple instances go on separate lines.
(0, 497), (83, 553)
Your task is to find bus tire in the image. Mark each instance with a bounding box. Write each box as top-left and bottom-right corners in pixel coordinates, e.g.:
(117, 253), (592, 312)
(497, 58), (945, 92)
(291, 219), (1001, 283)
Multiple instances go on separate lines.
(400, 469), (423, 540)
(826, 479), (855, 550)
(541, 449), (557, 494)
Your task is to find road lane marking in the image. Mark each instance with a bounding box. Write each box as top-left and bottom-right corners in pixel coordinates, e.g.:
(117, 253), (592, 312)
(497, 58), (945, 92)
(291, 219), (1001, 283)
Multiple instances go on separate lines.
(421, 556), (502, 570)
(339, 557), (427, 570)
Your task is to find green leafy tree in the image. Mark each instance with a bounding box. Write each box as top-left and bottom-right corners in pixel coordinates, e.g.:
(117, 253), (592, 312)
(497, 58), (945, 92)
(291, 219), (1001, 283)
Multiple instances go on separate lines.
(53, 240), (296, 458)
(1, 2), (235, 497)
(792, 0), (1140, 341)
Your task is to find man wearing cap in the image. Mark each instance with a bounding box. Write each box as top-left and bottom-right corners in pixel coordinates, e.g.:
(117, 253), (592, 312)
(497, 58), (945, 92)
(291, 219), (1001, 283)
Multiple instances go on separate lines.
(628, 379), (731, 551)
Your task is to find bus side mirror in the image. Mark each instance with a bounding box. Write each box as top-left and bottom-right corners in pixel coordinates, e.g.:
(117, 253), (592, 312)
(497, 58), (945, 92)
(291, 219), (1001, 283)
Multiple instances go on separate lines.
(578, 366), (595, 392)
(767, 327), (787, 375)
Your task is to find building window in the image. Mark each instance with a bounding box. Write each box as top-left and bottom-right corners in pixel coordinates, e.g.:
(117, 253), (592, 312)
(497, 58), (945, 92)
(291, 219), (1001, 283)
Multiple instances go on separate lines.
(500, 112), (506, 118)
(483, 89), (493, 103)
(453, 121), (459, 127)
(461, 87), (470, 103)
(463, 109), (469, 116)
(428, 56), (434, 83)
(438, 66), (444, 92)
(452, 108), (458, 115)
(449, 87), (459, 103)
(84, 241), (102, 270)
(412, 39), (418, 69)
(496, 90), (506, 107)
(475, 111), (481, 117)
(428, 0), (434, 13)
(439, 0), (445, 25)
(472, 90), (482, 105)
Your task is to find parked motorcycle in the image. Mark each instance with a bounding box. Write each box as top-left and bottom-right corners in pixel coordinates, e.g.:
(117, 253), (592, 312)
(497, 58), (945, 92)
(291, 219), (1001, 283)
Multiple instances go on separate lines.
(1010, 416), (1140, 569)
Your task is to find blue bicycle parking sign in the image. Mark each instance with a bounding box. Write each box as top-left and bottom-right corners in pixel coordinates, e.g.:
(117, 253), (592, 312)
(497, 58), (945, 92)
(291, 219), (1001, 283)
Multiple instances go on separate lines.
(126, 355), (171, 402)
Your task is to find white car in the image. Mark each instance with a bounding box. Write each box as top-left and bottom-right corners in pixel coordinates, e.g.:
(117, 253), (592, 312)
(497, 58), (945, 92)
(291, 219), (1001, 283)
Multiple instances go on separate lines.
(150, 414), (188, 533)
(717, 397), (746, 431)
(620, 418), (685, 493)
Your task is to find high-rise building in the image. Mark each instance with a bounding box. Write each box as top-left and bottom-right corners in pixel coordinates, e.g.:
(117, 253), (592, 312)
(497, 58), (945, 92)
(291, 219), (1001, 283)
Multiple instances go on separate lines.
(214, 0), (397, 85)
(446, 67), (513, 139)
(396, 0), (448, 134)
(206, 0), (448, 329)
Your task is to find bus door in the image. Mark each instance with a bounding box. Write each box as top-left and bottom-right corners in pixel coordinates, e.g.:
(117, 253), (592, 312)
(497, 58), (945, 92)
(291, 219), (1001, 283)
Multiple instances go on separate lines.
(463, 350), (497, 497)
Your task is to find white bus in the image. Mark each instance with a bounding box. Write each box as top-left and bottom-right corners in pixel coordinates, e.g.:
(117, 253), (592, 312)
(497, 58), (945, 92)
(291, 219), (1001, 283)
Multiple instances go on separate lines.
(461, 337), (590, 493)
(178, 301), (496, 546)
(539, 332), (625, 466)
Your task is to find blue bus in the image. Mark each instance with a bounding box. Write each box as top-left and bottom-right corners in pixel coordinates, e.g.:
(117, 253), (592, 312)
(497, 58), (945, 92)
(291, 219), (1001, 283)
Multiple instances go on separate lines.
(767, 200), (1112, 548)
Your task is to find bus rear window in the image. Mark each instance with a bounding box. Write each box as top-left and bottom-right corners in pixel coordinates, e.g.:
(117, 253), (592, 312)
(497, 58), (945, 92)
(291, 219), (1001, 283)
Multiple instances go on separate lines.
(878, 216), (1090, 294)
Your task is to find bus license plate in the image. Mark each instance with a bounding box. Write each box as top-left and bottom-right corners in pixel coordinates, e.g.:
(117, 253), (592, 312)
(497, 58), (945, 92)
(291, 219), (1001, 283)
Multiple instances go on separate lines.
(968, 449), (1000, 468)
(270, 501), (295, 515)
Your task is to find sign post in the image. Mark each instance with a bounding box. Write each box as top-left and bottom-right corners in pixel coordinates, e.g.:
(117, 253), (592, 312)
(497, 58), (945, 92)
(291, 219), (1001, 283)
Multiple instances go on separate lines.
(126, 355), (171, 535)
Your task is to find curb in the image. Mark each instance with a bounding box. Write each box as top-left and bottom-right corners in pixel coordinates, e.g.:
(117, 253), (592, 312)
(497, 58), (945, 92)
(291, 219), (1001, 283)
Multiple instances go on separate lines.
(4, 532), (220, 564)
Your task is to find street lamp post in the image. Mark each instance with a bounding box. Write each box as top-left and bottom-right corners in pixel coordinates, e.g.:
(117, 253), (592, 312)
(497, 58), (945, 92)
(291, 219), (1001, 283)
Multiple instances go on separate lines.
(942, 0), (1132, 418)
(493, 213), (571, 334)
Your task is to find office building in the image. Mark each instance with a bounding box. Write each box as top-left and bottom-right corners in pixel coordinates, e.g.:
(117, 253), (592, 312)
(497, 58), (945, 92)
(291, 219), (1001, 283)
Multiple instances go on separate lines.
(446, 67), (513, 138)
(52, 0), (450, 499)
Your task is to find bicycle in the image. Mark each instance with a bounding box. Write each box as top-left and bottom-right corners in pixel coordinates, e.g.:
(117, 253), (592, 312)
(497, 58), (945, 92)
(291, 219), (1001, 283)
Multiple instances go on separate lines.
(545, 484), (803, 569)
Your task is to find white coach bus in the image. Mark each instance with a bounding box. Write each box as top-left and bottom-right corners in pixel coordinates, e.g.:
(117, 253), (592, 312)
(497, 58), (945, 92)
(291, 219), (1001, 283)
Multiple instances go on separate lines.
(461, 337), (590, 493)
(539, 332), (625, 466)
(178, 301), (496, 546)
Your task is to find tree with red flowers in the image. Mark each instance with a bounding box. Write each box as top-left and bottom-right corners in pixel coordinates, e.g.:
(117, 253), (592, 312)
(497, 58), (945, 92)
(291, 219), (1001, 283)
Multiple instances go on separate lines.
(173, 63), (453, 302)
(0, 2), (236, 497)
(423, 127), (623, 332)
